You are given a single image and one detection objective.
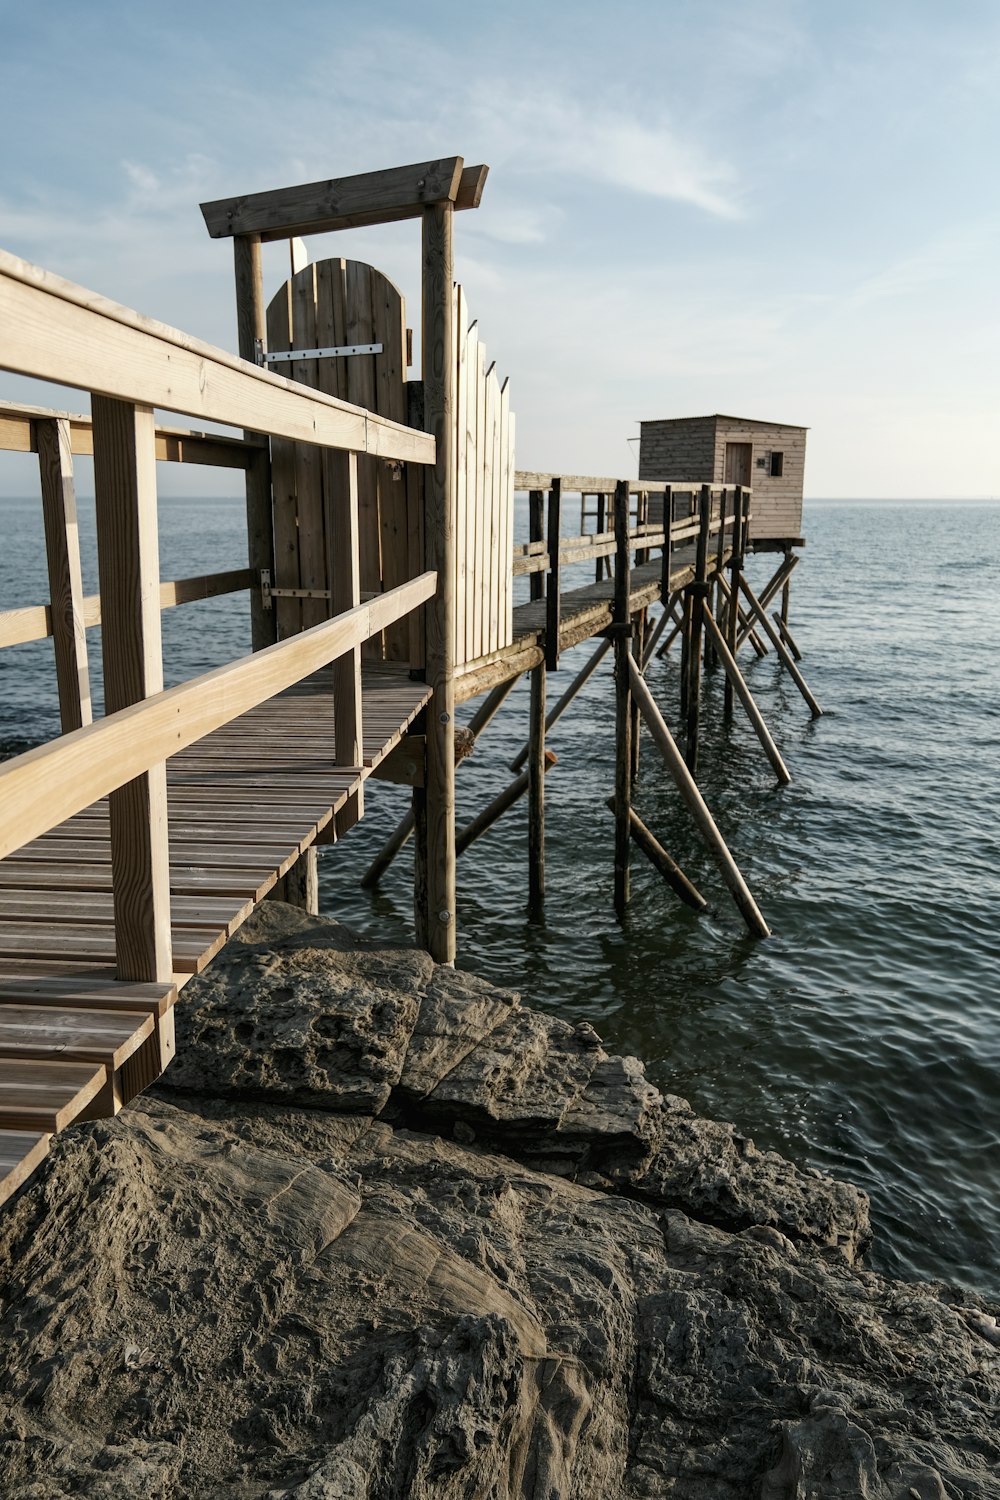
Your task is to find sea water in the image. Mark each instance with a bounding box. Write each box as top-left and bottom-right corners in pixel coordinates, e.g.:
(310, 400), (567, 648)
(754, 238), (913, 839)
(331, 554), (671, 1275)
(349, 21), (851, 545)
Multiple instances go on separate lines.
(2, 494), (997, 1298)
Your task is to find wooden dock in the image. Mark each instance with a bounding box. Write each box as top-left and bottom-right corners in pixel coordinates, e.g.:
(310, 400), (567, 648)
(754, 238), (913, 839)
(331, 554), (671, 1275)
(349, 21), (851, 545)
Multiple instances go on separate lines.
(0, 155), (817, 1214)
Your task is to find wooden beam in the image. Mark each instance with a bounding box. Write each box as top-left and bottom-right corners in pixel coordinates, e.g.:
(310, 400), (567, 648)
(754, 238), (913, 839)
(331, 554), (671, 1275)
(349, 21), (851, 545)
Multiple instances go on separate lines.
(456, 752), (556, 857)
(545, 478), (562, 670)
(36, 418), (92, 732)
(0, 248), (434, 465)
(701, 604), (791, 785)
(626, 654), (770, 939)
(613, 480), (632, 919)
(233, 234), (277, 651)
(738, 575), (823, 717)
(200, 157), (468, 241)
(528, 662), (546, 917)
(0, 571), (437, 863)
(421, 201), (457, 963)
(605, 797), (707, 913)
(509, 636), (611, 773)
(91, 398), (172, 983)
(0, 399), (262, 469)
(328, 451), (363, 768)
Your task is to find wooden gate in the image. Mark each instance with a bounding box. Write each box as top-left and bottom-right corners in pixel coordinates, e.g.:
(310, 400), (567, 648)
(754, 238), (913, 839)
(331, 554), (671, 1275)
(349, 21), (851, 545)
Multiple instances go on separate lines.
(266, 258), (416, 660)
(265, 261), (515, 669)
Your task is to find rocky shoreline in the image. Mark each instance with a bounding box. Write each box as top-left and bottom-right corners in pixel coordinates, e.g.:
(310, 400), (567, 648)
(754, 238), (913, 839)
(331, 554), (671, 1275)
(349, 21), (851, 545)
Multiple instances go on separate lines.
(0, 903), (997, 1497)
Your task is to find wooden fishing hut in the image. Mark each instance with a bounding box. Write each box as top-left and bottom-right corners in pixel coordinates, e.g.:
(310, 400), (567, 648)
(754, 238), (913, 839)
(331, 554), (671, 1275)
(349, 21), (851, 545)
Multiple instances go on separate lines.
(0, 155), (822, 1208)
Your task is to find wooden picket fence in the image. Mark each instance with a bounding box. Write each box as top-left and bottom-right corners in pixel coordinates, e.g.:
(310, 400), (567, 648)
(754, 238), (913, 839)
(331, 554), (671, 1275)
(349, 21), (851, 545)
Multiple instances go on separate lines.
(453, 285), (515, 667)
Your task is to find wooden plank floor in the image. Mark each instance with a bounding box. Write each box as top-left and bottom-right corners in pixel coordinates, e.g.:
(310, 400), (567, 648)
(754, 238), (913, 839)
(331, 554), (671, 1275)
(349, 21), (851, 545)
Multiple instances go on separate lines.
(0, 662), (430, 1208)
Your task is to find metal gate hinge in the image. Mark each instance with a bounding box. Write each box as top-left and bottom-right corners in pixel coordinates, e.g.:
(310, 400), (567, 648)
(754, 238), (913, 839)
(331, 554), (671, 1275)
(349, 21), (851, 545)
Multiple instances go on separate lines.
(260, 568), (272, 610)
(264, 343), (383, 364)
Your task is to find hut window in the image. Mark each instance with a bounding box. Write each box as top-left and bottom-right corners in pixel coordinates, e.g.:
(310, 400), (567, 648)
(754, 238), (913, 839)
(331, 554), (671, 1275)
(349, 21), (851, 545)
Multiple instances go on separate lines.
(770, 451), (784, 477)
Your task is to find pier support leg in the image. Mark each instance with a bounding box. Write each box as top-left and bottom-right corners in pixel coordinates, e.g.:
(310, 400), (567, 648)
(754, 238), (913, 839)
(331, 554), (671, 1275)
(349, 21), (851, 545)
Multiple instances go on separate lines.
(724, 486), (744, 719)
(630, 609), (644, 781)
(613, 480), (632, 920)
(528, 661), (546, 918)
(274, 848), (318, 914)
(685, 485), (711, 774)
(421, 200), (457, 963)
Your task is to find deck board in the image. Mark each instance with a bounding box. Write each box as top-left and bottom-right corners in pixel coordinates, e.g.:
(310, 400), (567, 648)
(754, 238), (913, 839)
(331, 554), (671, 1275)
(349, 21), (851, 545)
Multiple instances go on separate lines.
(0, 662), (430, 1206)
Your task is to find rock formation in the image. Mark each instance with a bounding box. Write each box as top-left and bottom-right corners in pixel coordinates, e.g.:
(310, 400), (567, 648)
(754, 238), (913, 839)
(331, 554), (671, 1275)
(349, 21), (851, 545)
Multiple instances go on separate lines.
(0, 904), (996, 1497)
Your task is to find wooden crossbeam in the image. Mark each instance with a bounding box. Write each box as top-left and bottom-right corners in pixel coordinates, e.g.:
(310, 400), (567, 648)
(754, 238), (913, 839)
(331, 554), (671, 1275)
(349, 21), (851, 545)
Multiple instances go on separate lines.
(200, 158), (488, 241)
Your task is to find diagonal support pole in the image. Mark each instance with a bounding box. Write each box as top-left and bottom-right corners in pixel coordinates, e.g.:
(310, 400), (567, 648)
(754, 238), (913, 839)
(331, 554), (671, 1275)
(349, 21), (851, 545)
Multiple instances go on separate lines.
(701, 603), (791, 785)
(737, 575), (822, 717)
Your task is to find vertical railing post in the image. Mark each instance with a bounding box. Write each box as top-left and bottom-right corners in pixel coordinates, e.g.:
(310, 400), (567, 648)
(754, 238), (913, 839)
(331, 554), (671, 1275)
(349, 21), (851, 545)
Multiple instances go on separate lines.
(528, 489), (544, 603)
(327, 450), (364, 771)
(527, 657), (546, 919)
(595, 492), (606, 581)
(36, 417), (92, 732)
(660, 484), (673, 605)
(91, 397), (172, 984)
(233, 233), (277, 651)
(545, 477), (562, 671)
(613, 479), (632, 919)
(422, 199), (457, 964)
(725, 486), (744, 719)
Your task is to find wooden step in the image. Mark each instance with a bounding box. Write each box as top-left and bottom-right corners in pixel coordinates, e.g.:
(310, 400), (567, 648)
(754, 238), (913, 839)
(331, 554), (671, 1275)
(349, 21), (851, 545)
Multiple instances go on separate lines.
(0, 1129), (51, 1207)
(0, 1006), (154, 1068)
(0, 1058), (108, 1132)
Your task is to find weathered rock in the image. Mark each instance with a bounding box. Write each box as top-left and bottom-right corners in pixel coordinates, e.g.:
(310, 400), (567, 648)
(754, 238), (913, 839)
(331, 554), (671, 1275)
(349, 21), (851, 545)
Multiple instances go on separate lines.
(4, 905), (992, 1496)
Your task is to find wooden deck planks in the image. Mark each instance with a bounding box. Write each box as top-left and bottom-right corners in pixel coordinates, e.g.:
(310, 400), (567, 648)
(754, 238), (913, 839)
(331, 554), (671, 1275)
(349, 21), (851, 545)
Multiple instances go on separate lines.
(0, 662), (431, 1206)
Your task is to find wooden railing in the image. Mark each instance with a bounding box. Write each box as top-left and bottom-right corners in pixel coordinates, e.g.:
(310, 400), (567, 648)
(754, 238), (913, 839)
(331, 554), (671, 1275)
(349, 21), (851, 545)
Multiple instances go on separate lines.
(511, 472), (750, 669)
(0, 247), (436, 985)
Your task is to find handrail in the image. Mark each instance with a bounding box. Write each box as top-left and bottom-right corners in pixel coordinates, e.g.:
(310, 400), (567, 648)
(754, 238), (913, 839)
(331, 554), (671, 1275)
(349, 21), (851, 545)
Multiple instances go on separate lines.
(0, 399), (262, 470)
(0, 568), (255, 650)
(0, 248), (434, 465)
(515, 470), (753, 497)
(0, 571), (437, 862)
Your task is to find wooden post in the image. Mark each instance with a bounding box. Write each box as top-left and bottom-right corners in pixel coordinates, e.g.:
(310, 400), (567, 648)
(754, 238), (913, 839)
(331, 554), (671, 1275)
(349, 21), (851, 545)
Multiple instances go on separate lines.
(781, 554), (792, 630)
(640, 602), (672, 670)
(545, 477), (562, 670)
(91, 397), (172, 983)
(595, 492), (606, 581)
(422, 200), (457, 963)
(702, 604), (791, 785)
(233, 234), (276, 651)
(613, 479), (632, 919)
(685, 484), (711, 772)
(738, 575), (823, 717)
(774, 612), (803, 662)
(605, 797), (708, 912)
(735, 555), (797, 654)
(327, 451), (363, 767)
(456, 750), (556, 857)
(362, 675), (518, 890)
(527, 660), (546, 917)
(660, 484), (673, 605)
(36, 417), (92, 732)
(630, 609), (643, 781)
(509, 636), (610, 772)
(718, 572), (767, 659)
(725, 486), (743, 717)
(626, 655), (770, 938)
(528, 490), (545, 603)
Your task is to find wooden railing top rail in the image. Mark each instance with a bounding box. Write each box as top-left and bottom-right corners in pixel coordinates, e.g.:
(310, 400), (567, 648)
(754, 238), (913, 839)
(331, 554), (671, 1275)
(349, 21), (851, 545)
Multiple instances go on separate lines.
(0, 248), (434, 465)
(0, 568), (255, 652)
(0, 571), (436, 863)
(515, 470), (754, 496)
(0, 399), (263, 470)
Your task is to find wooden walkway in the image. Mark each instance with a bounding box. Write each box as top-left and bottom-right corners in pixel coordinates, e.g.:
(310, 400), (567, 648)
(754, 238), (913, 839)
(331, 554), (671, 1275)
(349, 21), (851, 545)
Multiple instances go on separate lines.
(0, 663), (430, 1207)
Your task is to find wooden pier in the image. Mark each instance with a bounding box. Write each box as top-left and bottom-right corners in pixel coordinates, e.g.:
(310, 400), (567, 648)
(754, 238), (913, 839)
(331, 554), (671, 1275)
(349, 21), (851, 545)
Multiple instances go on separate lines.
(0, 156), (819, 1209)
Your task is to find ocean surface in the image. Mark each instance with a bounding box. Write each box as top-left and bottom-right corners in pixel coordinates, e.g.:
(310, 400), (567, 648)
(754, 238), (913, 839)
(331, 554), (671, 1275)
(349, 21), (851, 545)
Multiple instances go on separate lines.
(1, 493), (998, 1299)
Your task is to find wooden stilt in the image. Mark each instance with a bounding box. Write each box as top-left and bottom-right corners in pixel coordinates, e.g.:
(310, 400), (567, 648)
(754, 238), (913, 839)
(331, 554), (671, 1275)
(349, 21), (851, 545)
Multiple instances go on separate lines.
(701, 604), (791, 784)
(737, 575), (822, 717)
(630, 609), (644, 781)
(509, 636), (611, 773)
(685, 485), (711, 773)
(640, 604), (672, 670)
(456, 751), (556, 857)
(717, 573), (767, 659)
(626, 656), (770, 938)
(724, 486), (743, 717)
(735, 555), (798, 654)
(774, 612), (803, 662)
(781, 555), (792, 628)
(605, 797), (708, 912)
(269, 848), (319, 913)
(421, 201), (457, 962)
(527, 660), (546, 917)
(679, 590), (693, 715)
(613, 479), (632, 920)
(361, 675), (519, 889)
(412, 783), (429, 949)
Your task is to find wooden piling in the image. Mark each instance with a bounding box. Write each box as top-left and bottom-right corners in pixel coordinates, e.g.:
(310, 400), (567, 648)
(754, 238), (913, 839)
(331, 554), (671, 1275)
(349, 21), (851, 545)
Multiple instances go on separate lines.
(605, 797), (708, 912)
(421, 200), (457, 962)
(735, 555), (798, 654)
(738, 575), (823, 718)
(528, 660), (546, 917)
(456, 751), (556, 857)
(724, 486), (743, 717)
(545, 477), (562, 670)
(613, 479), (632, 919)
(509, 636), (610, 772)
(774, 612), (803, 662)
(626, 655), (770, 938)
(701, 604), (791, 785)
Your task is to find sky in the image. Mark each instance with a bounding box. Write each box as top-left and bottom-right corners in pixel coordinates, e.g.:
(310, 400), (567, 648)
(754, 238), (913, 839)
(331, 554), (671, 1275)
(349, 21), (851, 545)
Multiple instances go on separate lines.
(0, 0), (998, 498)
